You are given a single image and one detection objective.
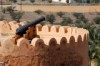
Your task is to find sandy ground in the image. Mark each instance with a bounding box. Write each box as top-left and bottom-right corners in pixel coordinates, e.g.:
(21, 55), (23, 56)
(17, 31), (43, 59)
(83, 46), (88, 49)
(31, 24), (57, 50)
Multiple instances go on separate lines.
(1, 5), (100, 12)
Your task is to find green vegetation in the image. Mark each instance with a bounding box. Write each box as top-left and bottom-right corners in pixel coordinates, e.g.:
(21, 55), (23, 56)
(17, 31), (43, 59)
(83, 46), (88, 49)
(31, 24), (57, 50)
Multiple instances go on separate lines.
(96, 12), (100, 15)
(1, 6), (24, 22)
(74, 0), (100, 3)
(73, 12), (88, 23)
(0, 15), (5, 21)
(10, 11), (24, 22)
(48, 0), (52, 3)
(56, 12), (65, 18)
(3, 6), (16, 14)
(30, 0), (35, 3)
(34, 10), (44, 14)
(61, 17), (73, 25)
(2, 8), (6, 14)
(73, 13), (85, 19)
(46, 14), (55, 24)
(94, 16), (100, 24)
(42, 0), (45, 1)
(10, 0), (17, 3)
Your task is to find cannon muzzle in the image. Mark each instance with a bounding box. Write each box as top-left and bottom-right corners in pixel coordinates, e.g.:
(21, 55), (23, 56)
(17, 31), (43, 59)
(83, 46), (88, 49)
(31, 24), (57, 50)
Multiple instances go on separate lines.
(16, 16), (45, 35)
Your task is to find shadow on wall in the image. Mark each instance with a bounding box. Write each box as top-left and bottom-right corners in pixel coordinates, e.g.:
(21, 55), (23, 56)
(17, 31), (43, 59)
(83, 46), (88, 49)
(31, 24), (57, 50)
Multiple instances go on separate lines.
(0, 24), (89, 66)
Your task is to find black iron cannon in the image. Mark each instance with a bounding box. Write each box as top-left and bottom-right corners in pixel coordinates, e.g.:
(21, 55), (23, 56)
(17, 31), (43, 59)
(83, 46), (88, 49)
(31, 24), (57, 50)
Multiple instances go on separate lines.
(16, 16), (45, 36)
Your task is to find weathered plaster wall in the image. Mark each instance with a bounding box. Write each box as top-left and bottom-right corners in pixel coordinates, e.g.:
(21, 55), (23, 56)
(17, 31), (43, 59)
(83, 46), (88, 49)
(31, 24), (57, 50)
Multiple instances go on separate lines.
(0, 23), (89, 66)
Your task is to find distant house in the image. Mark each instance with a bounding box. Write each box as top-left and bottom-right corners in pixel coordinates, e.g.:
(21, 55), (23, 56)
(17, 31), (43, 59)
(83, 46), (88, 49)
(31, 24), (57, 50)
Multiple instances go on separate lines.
(52, 0), (72, 4)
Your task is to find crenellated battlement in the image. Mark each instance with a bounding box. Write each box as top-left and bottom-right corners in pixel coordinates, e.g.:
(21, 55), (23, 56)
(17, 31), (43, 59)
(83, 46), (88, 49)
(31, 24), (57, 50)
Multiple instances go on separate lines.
(0, 21), (26, 35)
(0, 24), (88, 56)
(0, 34), (88, 56)
(36, 24), (89, 42)
(0, 21), (89, 66)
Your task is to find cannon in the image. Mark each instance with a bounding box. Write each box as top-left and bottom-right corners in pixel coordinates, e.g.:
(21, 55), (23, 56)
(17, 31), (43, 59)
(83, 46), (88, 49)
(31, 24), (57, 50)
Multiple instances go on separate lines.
(16, 16), (45, 36)
(13, 16), (45, 44)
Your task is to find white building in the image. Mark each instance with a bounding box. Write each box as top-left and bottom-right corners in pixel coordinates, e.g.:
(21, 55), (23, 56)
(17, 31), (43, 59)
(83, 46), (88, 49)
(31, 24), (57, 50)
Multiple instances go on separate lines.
(52, 0), (72, 4)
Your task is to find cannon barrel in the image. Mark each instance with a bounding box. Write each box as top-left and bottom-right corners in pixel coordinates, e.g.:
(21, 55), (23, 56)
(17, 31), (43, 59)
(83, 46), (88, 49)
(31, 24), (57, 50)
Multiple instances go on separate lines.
(16, 16), (45, 35)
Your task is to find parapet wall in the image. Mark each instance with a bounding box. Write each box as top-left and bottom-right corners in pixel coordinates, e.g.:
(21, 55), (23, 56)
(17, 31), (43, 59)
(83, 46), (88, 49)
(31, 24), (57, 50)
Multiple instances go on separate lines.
(36, 24), (89, 43)
(0, 21), (27, 35)
(0, 22), (89, 56)
(0, 22), (89, 66)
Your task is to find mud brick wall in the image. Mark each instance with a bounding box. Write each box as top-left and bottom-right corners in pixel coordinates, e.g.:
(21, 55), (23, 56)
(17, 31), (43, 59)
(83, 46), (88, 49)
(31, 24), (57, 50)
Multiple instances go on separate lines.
(0, 23), (89, 66)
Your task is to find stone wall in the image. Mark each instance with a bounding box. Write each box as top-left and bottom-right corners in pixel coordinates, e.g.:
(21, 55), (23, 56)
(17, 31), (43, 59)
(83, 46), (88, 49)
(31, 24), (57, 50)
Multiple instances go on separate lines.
(0, 22), (89, 66)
